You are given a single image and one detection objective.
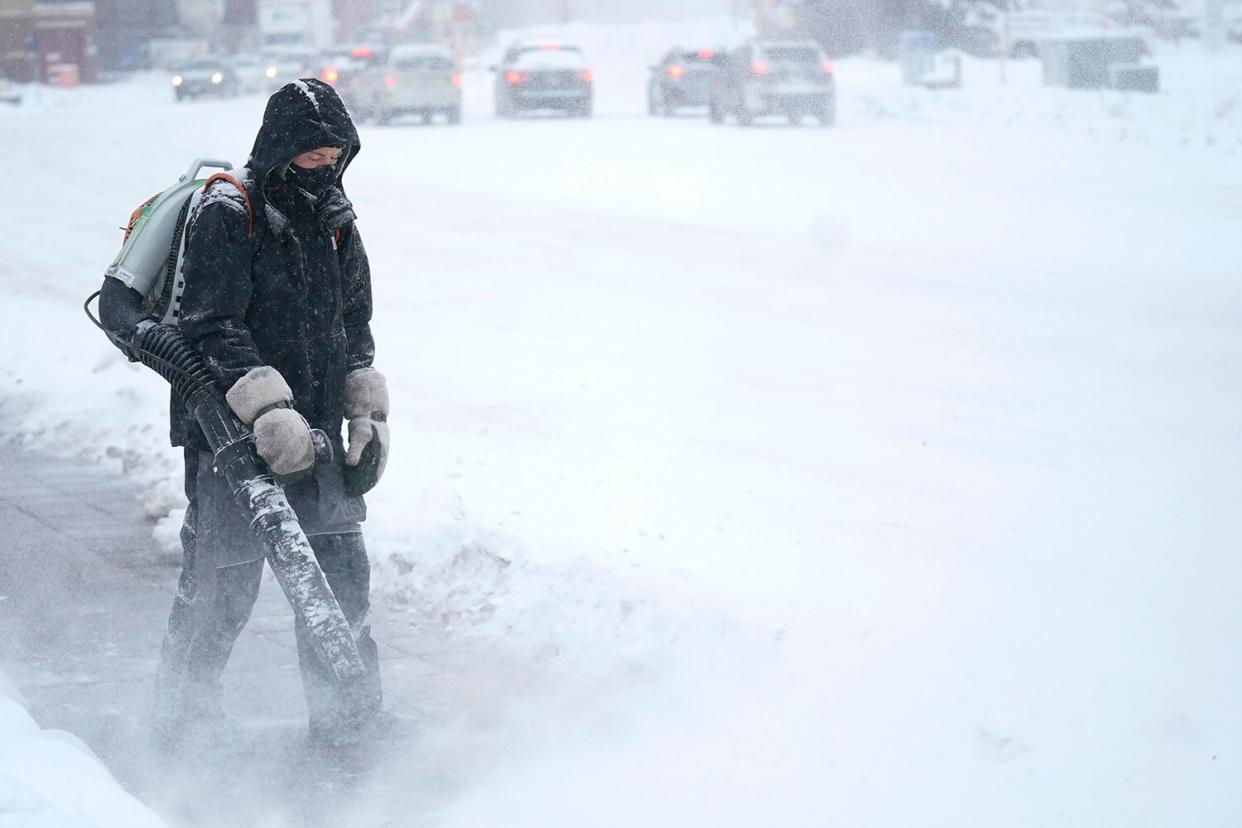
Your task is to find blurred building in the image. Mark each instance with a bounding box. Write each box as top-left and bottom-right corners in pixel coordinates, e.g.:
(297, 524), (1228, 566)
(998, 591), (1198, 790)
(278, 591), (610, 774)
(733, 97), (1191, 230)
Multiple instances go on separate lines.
(219, 0), (258, 51)
(472, 0), (731, 27)
(176, 0), (215, 36)
(1, 0), (100, 81)
(387, 0), (478, 41)
(95, 0), (179, 68)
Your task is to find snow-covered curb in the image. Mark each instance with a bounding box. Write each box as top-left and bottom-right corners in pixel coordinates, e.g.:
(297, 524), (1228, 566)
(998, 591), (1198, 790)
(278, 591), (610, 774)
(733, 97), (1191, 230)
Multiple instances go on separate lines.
(0, 671), (167, 828)
(844, 50), (1242, 154)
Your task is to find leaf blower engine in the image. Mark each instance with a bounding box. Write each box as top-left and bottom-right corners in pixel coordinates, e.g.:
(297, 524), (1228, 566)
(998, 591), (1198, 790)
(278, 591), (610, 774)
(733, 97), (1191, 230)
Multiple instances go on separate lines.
(86, 159), (365, 683)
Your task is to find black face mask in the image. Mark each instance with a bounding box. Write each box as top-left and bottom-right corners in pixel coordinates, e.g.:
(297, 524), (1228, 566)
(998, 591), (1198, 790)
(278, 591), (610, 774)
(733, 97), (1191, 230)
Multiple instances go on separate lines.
(286, 164), (338, 198)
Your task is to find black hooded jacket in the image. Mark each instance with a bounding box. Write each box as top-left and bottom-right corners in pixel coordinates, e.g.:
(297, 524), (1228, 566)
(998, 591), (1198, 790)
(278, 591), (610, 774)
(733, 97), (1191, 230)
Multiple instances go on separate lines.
(171, 79), (374, 450)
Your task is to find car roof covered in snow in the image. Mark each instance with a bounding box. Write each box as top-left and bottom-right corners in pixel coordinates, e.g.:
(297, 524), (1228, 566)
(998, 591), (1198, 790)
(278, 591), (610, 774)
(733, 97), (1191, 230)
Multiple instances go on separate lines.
(750, 39), (825, 50)
(508, 38), (584, 52)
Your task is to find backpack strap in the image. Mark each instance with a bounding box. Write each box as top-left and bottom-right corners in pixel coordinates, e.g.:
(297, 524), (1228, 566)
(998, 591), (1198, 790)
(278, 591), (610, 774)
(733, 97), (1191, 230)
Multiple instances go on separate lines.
(203, 172), (255, 239)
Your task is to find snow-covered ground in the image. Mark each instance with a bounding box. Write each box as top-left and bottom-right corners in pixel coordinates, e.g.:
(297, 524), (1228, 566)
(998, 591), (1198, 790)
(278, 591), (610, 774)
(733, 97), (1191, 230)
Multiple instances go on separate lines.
(0, 670), (167, 827)
(3, 17), (1241, 827)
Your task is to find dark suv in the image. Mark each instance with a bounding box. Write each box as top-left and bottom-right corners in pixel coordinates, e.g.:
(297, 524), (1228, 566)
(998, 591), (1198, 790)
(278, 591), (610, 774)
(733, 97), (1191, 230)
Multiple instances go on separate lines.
(709, 40), (835, 127)
(171, 58), (240, 101)
(647, 47), (724, 116)
(493, 41), (594, 118)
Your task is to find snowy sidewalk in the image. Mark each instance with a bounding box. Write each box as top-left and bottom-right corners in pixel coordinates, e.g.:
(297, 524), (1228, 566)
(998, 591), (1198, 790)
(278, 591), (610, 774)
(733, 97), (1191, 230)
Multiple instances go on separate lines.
(0, 444), (503, 827)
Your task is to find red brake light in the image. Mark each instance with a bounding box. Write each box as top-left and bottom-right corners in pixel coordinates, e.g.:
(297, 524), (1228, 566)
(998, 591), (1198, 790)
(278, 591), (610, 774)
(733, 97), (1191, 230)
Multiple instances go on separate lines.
(540, 42), (560, 50)
(505, 70), (525, 84)
(384, 75), (396, 88)
(322, 68), (339, 83)
(667, 64), (685, 78)
(351, 47), (374, 58)
(451, 72), (462, 87)
(697, 48), (715, 59)
(751, 58), (769, 75)
(821, 59), (834, 74)
(578, 68), (594, 83)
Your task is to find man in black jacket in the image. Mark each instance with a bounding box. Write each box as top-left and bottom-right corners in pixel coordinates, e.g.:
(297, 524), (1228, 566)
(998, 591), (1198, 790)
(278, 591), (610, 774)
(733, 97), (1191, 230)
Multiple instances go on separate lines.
(153, 79), (391, 747)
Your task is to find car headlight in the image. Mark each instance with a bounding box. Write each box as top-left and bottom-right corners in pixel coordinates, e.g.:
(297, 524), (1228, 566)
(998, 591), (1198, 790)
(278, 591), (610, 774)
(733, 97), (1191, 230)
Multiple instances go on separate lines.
(265, 66), (277, 78)
(172, 75), (182, 86)
(211, 72), (223, 84)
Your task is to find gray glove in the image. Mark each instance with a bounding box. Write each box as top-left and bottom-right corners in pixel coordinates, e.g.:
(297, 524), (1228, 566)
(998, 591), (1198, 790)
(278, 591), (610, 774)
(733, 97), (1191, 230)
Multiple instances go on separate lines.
(343, 368), (390, 487)
(226, 366), (315, 478)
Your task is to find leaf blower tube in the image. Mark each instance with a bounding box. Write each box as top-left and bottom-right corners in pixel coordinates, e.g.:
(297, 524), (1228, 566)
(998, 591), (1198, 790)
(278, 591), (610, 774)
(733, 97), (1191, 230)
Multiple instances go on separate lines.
(96, 279), (367, 683)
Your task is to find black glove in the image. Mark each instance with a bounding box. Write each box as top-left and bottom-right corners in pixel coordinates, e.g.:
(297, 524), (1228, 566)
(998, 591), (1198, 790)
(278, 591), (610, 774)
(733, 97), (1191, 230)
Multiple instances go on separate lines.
(316, 185), (356, 236)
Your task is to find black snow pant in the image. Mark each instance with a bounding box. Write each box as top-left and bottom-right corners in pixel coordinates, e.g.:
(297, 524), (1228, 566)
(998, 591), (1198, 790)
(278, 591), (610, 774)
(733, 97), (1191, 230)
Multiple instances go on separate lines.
(154, 449), (382, 734)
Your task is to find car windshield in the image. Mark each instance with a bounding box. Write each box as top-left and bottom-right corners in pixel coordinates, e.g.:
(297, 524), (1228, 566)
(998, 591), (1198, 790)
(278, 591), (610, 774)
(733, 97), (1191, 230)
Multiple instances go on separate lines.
(511, 47), (586, 69)
(762, 46), (822, 64)
(393, 54), (454, 71)
(265, 52), (313, 66)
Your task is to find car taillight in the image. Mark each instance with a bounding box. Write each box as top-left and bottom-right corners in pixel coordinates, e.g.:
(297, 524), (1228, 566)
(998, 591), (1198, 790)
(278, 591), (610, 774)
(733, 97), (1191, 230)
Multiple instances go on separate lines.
(452, 72), (462, 87)
(697, 48), (715, 59)
(751, 58), (769, 76)
(505, 70), (526, 84)
(323, 68), (339, 83)
(578, 68), (594, 83)
(667, 64), (685, 78)
(384, 75), (397, 88)
(821, 59), (834, 74)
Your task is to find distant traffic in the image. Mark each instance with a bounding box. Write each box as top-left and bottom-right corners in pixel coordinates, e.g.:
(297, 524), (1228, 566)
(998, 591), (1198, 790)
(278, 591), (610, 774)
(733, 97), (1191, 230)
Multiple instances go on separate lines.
(170, 36), (836, 128)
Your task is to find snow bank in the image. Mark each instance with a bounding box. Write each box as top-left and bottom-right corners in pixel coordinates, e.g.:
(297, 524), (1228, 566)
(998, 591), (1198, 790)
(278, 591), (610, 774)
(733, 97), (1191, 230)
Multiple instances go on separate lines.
(0, 295), (184, 559)
(848, 47), (1242, 153)
(0, 671), (167, 828)
(367, 485), (766, 683)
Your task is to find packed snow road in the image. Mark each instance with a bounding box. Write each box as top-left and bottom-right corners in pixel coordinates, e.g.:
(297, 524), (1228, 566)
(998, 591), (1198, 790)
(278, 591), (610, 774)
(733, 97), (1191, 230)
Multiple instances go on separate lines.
(3, 42), (1241, 826)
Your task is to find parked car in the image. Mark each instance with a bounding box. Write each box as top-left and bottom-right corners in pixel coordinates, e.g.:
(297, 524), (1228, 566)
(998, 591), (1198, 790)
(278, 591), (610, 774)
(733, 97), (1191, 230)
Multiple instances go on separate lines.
(261, 47), (318, 92)
(225, 53), (266, 93)
(355, 43), (462, 125)
(317, 45), (386, 112)
(647, 47), (723, 115)
(492, 40), (593, 118)
(171, 58), (241, 101)
(709, 40), (835, 127)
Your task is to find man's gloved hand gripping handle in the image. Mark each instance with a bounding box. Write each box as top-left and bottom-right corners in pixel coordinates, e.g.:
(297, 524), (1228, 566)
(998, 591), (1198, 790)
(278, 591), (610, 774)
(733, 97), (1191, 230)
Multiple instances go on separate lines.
(225, 366), (316, 481)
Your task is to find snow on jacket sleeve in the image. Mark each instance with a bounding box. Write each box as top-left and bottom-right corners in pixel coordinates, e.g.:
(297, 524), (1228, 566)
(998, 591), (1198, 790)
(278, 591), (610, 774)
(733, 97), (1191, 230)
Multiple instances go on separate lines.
(178, 195), (264, 389)
(341, 223), (375, 372)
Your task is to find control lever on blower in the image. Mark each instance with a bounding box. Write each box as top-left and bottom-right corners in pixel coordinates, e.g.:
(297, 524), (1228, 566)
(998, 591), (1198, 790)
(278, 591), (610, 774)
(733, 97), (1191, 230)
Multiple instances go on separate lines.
(309, 429), (334, 465)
